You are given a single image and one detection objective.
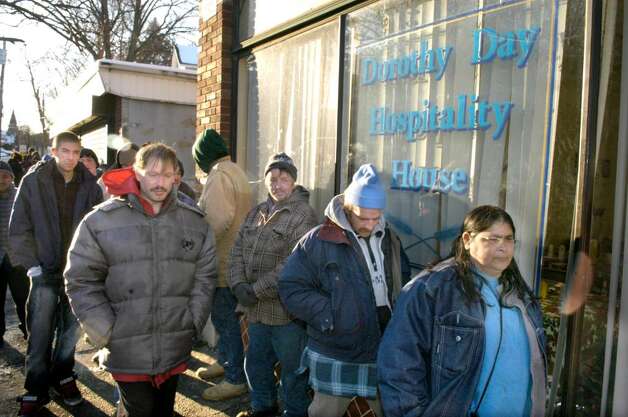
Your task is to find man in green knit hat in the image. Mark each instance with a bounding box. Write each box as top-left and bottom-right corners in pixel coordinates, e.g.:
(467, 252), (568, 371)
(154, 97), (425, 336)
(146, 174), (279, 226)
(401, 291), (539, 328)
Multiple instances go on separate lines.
(193, 129), (252, 401)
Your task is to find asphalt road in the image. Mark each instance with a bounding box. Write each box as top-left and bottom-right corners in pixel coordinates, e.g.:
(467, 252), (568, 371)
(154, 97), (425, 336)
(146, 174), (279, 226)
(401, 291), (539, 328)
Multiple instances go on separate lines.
(0, 294), (249, 417)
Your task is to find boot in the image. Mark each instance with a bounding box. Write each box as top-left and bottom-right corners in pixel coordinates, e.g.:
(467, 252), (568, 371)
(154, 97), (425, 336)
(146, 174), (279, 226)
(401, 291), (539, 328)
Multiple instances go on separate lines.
(196, 362), (225, 380)
(202, 380), (248, 401)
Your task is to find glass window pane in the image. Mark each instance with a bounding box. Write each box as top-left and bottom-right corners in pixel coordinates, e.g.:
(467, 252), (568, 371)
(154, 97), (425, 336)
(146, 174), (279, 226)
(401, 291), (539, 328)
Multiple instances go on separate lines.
(343, 0), (561, 284)
(239, 0), (338, 41)
(238, 20), (339, 215)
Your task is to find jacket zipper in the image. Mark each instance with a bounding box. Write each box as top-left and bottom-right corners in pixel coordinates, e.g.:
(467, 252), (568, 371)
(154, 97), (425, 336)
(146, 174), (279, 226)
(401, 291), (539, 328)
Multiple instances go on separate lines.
(348, 238), (381, 337)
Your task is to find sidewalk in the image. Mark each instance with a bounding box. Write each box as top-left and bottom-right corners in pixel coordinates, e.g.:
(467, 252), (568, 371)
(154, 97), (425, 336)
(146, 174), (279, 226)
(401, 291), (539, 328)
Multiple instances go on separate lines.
(0, 295), (249, 417)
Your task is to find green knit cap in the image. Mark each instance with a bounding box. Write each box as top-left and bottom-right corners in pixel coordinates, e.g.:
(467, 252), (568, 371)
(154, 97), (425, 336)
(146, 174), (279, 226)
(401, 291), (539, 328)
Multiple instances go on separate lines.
(193, 129), (229, 173)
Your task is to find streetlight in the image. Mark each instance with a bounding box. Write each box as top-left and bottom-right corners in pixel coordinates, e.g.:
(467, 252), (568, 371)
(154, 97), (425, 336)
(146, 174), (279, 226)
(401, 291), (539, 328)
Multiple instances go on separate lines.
(0, 36), (26, 150)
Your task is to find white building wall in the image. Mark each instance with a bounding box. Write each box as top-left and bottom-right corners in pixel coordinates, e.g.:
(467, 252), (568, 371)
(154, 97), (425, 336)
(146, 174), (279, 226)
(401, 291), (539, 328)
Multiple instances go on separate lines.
(121, 98), (196, 181)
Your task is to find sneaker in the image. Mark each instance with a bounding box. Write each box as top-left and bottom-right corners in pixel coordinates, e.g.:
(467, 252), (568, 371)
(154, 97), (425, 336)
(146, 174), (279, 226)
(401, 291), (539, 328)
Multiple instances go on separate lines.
(196, 362), (225, 380)
(235, 407), (278, 417)
(202, 380), (248, 401)
(50, 376), (83, 406)
(17, 395), (49, 417)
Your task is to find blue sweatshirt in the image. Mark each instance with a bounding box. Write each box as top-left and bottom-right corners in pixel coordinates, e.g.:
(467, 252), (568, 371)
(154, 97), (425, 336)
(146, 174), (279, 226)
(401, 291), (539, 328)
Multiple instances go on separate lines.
(469, 269), (531, 417)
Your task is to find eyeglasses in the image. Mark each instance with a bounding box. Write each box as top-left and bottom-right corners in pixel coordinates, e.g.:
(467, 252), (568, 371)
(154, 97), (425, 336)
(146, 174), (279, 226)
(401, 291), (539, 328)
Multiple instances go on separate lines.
(472, 234), (518, 246)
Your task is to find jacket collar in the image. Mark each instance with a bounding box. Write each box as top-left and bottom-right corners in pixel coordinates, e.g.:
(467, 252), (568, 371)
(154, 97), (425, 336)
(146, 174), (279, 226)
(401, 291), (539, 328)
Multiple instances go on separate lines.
(318, 217), (351, 245)
(262, 185), (310, 214)
(36, 158), (90, 184)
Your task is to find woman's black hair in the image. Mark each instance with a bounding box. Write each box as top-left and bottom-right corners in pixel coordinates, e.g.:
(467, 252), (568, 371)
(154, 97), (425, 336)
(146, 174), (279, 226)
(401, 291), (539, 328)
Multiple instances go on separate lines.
(448, 205), (535, 303)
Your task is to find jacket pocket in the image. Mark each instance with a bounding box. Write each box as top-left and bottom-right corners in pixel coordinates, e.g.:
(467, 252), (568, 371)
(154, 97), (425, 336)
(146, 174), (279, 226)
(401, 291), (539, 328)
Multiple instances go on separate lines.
(183, 306), (195, 331)
(432, 311), (482, 394)
(272, 224), (289, 241)
(328, 263), (363, 335)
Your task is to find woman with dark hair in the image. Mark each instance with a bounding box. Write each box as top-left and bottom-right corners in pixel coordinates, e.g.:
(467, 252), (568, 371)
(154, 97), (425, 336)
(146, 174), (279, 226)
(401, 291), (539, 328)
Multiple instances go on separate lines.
(377, 205), (546, 417)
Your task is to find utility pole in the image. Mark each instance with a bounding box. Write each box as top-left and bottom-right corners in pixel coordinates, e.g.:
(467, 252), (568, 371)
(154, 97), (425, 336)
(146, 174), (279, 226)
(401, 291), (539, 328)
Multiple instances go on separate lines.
(0, 36), (26, 150)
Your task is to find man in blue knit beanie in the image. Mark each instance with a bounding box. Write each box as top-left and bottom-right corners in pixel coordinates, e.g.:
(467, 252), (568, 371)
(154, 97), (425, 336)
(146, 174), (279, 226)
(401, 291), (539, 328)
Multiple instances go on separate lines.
(278, 163), (410, 417)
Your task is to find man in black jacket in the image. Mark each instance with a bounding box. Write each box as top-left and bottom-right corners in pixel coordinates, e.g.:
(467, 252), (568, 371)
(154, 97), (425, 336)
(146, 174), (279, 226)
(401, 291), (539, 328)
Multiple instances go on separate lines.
(9, 131), (103, 416)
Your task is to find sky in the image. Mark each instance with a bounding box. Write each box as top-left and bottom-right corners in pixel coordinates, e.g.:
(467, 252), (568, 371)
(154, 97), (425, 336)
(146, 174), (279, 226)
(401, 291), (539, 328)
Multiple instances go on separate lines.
(0, 15), (67, 132)
(1, 10), (199, 134)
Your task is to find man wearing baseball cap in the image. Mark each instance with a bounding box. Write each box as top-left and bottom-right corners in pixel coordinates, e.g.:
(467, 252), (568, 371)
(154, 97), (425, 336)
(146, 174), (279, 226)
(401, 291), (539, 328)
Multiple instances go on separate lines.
(279, 163), (410, 417)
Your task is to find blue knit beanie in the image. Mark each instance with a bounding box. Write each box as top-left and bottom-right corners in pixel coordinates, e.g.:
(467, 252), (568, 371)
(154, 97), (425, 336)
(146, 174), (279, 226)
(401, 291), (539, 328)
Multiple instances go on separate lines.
(344, 164), (386, 209)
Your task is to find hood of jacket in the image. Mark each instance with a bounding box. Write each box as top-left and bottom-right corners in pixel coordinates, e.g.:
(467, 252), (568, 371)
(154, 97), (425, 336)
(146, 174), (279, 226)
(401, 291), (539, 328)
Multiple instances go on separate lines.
(102, 167), (140, 197)
(102, 166), (176, 216)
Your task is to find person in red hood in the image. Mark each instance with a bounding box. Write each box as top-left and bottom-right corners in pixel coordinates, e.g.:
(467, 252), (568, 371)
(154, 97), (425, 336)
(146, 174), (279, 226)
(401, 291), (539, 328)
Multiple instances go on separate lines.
(64, 143), (217, 417)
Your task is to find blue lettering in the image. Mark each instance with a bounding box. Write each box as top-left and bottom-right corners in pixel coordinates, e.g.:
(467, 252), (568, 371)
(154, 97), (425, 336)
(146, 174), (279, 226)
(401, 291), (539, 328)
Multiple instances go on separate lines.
(452, 169), (469, 194)
(391, 160), (411, 188)
(439, 169), (451, 193)
(471, 28), (498, 65)
(492, 102), (514, 140)
(423, 168), (438, 190)
(517, 27), (541, 68)
(361, 58), (378, 85)
(369, 107), (385, 135)
(497, 31), (517, 61)
(390, 162), (469, 196)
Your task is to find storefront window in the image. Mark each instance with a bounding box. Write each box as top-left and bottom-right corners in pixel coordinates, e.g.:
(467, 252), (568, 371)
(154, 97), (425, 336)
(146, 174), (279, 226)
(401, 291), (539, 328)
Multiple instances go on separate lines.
(544, 1), (625, 415)
(237, 20), (339, 214)
(239, 0), (338, 41)
(342, 0), (562, 284)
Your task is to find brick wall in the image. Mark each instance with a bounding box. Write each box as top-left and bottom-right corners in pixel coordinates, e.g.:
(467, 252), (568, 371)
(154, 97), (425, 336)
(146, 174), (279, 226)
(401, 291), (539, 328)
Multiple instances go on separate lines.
(197, 0), (233, 141)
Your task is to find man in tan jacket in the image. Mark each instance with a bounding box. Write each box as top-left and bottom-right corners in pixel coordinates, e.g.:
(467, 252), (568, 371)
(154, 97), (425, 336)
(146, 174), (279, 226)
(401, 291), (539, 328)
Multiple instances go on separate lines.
(193, 129), (252, 401)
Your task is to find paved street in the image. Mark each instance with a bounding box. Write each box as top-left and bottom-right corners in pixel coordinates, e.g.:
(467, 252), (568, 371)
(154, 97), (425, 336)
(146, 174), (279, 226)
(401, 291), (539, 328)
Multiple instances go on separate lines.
(0, 295), (248, 417)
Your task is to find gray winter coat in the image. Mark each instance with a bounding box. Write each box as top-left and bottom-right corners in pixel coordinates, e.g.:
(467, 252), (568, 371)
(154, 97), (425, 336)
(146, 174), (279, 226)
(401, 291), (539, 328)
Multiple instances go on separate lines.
(64, 193), (217, 374)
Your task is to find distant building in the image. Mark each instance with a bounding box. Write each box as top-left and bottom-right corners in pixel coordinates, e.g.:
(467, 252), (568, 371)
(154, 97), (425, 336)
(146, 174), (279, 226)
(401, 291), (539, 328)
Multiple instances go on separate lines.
(1, 111), (18, 146)
(171, 44), (198, 71)
(7, 111), (18, 138)
(49, 59), (196, 180)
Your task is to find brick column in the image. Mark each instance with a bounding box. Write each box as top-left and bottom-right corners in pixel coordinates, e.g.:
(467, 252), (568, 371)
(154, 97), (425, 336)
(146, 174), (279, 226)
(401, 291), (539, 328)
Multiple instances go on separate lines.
(197, 0), (233, 140)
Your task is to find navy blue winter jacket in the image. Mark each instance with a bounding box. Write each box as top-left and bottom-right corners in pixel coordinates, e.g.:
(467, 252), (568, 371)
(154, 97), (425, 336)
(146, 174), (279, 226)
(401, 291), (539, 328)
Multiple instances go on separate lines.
(279, 216), (410, 363)
(9, 159), (102, 276)
(377, 259), (546, 417)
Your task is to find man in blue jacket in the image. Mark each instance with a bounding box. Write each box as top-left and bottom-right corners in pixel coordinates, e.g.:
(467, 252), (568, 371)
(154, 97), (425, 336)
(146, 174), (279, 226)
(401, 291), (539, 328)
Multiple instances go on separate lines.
(9, 131), (103, 416)
(278, 164), (409, 417)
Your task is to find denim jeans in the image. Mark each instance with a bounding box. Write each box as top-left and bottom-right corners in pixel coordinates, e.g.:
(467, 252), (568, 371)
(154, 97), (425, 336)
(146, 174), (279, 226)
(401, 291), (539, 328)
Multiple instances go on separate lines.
(24, 274), (80, 397)
(212, 287), (246, 384)
(245, 321), (309, 417)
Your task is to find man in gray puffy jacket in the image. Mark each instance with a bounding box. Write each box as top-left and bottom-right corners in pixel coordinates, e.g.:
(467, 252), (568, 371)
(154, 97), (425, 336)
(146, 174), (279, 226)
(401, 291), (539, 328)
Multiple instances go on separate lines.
(65, 143), (217, 417)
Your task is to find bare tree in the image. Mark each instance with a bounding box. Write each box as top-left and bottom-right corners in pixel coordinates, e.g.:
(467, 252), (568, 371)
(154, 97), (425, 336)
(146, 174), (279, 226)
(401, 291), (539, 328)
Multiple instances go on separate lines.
(25, 58), (49, 134)
(0, 0), (197, 64)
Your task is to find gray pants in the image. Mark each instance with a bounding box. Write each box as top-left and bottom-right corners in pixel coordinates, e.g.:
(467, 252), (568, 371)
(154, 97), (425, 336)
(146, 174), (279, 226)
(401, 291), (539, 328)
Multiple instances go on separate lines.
(308, 391), (384, 417)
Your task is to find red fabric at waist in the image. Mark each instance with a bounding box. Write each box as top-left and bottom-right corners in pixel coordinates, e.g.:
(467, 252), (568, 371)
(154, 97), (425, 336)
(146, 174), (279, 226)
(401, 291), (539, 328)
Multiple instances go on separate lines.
(112, 362), (187, 388)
